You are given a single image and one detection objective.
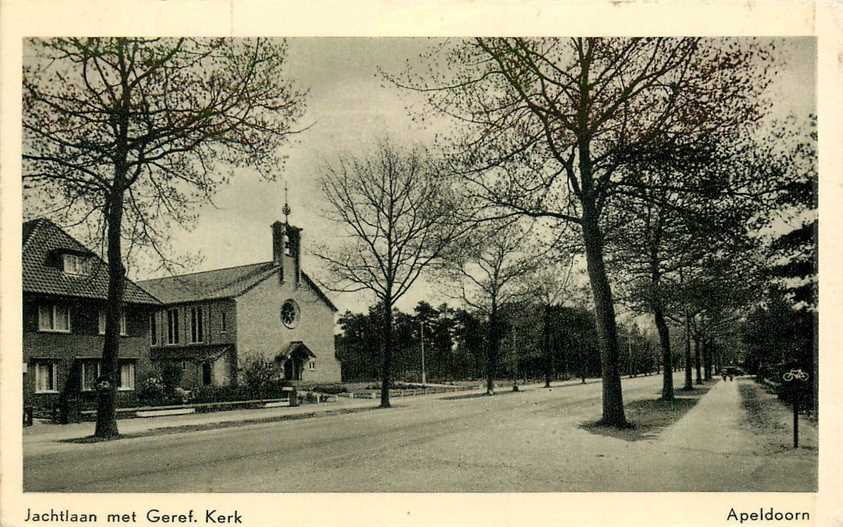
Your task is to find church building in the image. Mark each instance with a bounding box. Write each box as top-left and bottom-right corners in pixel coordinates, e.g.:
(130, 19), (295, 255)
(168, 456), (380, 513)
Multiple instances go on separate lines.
(138, 203), (342, 388)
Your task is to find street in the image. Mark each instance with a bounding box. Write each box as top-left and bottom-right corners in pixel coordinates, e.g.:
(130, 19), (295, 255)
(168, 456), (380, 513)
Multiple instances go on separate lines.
(24, 374), (816, 492)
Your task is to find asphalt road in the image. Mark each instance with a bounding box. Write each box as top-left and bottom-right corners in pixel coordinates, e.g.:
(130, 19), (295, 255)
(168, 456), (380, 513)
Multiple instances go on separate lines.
(23, 373), (814, 492)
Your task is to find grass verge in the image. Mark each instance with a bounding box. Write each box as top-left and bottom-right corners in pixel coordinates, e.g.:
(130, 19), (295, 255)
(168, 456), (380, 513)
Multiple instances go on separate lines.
(580, 384), (713, 442)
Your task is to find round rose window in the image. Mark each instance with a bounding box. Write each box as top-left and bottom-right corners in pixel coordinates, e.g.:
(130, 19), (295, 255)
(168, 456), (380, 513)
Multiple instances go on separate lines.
(280, 300), (299, 329)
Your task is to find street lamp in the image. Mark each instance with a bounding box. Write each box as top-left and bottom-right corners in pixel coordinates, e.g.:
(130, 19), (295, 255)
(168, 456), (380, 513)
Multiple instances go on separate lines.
(512, 329), (519, 392)
(420, 319), (427, 386)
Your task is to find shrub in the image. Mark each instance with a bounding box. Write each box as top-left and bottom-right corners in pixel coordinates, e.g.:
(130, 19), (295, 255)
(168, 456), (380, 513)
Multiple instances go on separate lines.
(240, 353), (278, 394)
(173, 387), (192, 404)
(311, 384), (348, 394)
(302, 391), (320, 403)
(159, 361), (184, 394)
(138, 374), (167, 402)
(366, 381), (418, 390)
(183, 384), (288, 404)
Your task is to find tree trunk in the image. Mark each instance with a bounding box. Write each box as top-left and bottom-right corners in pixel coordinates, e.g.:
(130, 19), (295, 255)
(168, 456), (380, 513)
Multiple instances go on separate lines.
(580, 196), (627, 427)
(654, 307), (674, 400)
(682, 315), (694, 390)
(95, 193), (125, 439)
(380, 299), (393, 408)
(702, 339), (712, 381)
(813, 311), (818, 417)
(486, 303), (499, 395)
(693, 337), (703, 385)
(717, 348), (724, 374)
(543, 304), (552, 388)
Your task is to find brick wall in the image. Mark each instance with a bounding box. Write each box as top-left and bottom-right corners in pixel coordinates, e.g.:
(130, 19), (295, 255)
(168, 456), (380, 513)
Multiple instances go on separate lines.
(150, 299), (237, 348)
(148, 299), (238, 388)
(22, 295), (155, 408)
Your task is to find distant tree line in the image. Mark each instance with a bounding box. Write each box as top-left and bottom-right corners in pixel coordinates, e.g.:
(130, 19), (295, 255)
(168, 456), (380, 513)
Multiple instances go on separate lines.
(334, 300), (667, 384)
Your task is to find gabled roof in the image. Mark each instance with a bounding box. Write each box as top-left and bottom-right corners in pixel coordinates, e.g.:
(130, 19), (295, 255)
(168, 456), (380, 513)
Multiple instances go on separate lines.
(22, 218), (160, 305)
(277, 341), (317, 361)
(302, 273), (339, 312)
(138, 262), (279, 304)
(138, 262), (338, 312)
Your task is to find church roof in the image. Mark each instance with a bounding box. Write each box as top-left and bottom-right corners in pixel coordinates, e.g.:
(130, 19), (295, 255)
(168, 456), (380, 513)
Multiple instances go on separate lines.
(138, 261), (338, 311)
(22, 218), (160, 305)
(139, 262), (278, 304)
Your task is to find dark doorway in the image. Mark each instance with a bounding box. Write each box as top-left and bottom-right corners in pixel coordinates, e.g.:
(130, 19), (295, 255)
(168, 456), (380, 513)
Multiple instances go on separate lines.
(283, 358), (302, 381)
(202, 362), (213, 386)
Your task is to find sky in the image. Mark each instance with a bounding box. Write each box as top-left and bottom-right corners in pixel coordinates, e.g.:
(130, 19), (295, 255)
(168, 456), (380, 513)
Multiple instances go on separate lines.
(139, 38), (445, 315)
(38, 37), (816, 318)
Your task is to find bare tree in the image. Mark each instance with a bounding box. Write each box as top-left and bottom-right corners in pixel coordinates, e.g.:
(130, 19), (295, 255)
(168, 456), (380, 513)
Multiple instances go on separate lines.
(442, 219), (543, 395)
(527, 255), (581, 388)
(315, 140), (463, 408)
(392, 37), (778, 426)
(22, 37), (307, 438)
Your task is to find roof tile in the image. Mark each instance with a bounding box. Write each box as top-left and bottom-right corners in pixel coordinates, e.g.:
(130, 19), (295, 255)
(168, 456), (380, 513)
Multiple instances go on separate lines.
(22, 218), (161, 305)
(139, 262), (338, 311)
(138, 262), (279, 304)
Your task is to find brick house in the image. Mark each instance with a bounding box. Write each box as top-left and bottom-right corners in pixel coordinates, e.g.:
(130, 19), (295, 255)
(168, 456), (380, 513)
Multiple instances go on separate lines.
(138, 218), (342, 389)
(22, 219), (161, 411)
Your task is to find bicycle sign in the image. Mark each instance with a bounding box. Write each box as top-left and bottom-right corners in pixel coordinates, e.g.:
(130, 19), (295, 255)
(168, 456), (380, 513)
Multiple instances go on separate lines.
(781, 367), (810, 448)
(782, 368), (809, 382)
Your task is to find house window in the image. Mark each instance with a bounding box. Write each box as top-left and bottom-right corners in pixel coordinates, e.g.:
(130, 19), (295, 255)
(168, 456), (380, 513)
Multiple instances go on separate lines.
(81, 361), (101, 391)
(221, 311), (227, 333)
(118, 362), (135, 391)
(38, 304), (71, 332)
(34, 361), (58, 393)
(308, 360), (317, 370)
(280, 300), (299, 329)
(99, 309), (127, 336)
(80, 361), (134, 391)
(63, 254), (86, 275)
(166, 308), (180, 344)
(150, 312), (158, 345)
(189, 305), (205, 343)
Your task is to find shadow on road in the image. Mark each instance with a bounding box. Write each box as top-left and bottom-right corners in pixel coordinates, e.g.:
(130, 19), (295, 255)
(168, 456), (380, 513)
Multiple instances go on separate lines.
(440, 390), (524, 401)
(579, 384), (713, 442)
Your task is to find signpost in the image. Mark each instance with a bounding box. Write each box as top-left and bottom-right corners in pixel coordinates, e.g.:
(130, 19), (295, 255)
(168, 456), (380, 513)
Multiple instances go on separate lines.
(781, 368), (809, 448)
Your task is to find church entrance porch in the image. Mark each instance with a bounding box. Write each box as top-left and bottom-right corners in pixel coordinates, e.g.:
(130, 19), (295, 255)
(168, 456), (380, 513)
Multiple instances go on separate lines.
(277, 341), (316, 382)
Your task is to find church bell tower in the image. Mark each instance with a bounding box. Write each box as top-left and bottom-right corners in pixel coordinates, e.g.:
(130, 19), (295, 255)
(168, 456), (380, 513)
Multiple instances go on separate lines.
(271, 182), (302, 287)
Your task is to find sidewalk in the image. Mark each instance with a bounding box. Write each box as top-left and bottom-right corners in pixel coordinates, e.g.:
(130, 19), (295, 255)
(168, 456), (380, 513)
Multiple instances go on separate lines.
(24, 396), (380, 445)
(651, 377), (817, 491)
(660, 377), (758, 454)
